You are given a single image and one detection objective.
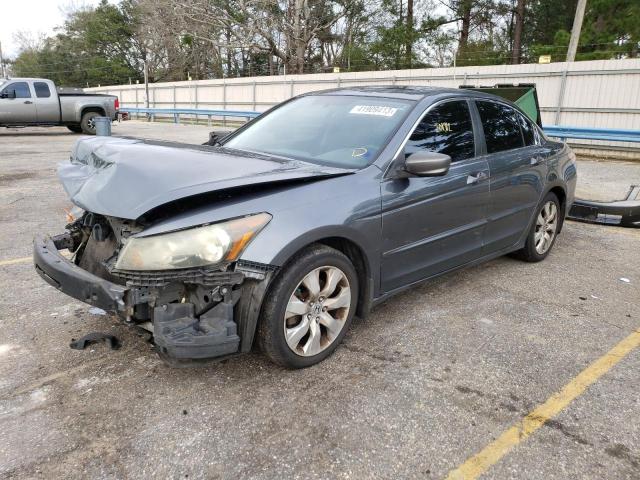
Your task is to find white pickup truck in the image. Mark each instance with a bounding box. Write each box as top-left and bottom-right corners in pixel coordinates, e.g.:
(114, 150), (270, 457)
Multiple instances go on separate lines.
(0, 78), (119, 134)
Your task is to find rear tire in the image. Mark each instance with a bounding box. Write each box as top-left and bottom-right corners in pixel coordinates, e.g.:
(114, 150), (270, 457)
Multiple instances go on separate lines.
(67, 125), (83, 133)
(514, 192), (561, 262)
(258, 244), (358, 369)
(80, 111), (100, 135)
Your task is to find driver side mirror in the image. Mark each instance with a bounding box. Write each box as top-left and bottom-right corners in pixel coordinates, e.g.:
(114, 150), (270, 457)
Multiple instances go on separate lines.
(404, 151), (451, 177)
(0, 90), (16, 99)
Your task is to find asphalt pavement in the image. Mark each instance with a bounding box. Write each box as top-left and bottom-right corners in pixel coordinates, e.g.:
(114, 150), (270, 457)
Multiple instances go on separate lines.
(1, 122), (639, 479)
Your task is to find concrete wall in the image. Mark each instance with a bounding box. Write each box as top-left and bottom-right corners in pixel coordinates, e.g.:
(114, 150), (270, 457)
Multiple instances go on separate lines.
(88, 58), (640, 158)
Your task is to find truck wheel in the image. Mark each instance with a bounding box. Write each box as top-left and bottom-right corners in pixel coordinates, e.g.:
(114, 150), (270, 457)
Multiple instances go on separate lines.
(514, 192), (561, 262)
(80, 111), (100, 135)
(258, 244), (358, 369)
(67, 125), (83, 133)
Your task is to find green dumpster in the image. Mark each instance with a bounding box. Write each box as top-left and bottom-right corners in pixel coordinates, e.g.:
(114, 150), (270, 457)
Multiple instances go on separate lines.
(459, 84), (542, 127)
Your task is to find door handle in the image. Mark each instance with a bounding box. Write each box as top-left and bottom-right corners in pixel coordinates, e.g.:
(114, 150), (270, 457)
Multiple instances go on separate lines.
(467, 171), (488, 185)
(24, 101), (33, 104)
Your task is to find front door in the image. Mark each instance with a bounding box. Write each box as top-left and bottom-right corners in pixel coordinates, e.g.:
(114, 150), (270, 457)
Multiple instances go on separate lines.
(0, 81), (36, 123)
(381, 99), (490, 293)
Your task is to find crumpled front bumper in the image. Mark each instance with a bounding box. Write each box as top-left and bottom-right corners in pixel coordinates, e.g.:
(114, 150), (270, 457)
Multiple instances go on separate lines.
(34, 235), (127, 312)
(33, 234), (274, 363)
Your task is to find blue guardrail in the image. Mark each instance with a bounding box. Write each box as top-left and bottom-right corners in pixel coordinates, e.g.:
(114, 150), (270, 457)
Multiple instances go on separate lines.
(543, 125), (640, 144)
(119, 107), (261, 125)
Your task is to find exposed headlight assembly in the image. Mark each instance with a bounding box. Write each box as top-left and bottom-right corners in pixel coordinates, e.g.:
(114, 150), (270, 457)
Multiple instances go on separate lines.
(114, 213), (271, 271)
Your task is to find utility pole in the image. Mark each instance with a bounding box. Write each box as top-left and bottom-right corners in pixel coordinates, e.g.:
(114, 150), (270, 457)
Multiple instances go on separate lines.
(566, 0), (587, 62)
(0, 41), (6, 78)
(405, 0), (414, 68)
(143, 60), (150, 108)
(511, 0), (525, 64)
(143, 59), (150, 121)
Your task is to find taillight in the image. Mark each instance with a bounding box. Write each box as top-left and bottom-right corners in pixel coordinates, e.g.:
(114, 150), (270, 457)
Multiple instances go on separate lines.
(114, 98), (120, 110)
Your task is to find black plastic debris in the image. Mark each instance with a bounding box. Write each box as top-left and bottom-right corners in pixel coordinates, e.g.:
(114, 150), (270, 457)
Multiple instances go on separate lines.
(70, 332), (121, 350)
(568, 185), (640, 228)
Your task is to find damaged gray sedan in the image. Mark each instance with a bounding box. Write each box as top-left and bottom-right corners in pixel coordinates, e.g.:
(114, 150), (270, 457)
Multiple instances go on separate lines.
(34, 86), (576, 368)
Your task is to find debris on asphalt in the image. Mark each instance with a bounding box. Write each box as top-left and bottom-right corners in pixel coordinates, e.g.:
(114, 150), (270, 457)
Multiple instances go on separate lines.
(619, 277), (631, 283)
(70, 332), (121, 350)
(88, 307), (107, 315)
(568, 185), (640, 228)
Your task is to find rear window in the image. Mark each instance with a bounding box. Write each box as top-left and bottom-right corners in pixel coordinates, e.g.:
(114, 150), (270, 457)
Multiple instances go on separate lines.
(476, 101), (524, 153)
(34, 82), (51, 98)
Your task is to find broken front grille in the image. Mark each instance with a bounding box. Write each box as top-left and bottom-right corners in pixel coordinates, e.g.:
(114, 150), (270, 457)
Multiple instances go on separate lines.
(110, 266), (244, 287)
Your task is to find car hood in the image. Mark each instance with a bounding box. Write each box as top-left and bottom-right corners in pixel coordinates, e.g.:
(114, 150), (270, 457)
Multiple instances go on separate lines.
(58, 136), (354, 220)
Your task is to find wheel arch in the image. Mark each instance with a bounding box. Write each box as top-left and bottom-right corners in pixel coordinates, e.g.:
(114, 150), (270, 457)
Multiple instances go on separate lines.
(81, 106), (106, 119)
(268, 231), (375, 319)
(238, 232), (375, 354)
(309, 236), (373, 319)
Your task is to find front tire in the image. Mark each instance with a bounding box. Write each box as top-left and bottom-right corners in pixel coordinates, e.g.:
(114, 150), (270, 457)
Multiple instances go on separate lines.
(80, 111), (100, 135)
(515, 192), (561, 262)
(258, 244), (358, 368)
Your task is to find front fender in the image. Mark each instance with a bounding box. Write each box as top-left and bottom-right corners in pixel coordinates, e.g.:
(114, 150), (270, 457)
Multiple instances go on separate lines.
(239, 167), (383, 274)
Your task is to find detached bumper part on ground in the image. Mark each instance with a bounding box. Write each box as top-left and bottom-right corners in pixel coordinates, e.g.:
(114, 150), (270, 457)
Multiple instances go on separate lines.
(33, 233), (268, 362)
(568, 185), (640, 228)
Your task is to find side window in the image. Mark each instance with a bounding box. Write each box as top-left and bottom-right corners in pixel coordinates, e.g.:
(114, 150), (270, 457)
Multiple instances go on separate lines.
(34, 82), (51, 98)
(1, 82), (32, 98)
(517, 112), (536, 146)
(406, 100), (475, 163)
(476, 101), (524, 153)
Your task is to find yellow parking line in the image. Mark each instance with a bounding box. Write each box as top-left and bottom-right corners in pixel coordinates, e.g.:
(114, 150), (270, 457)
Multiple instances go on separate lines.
(0, 256), (31, 266)
(446, 329), (640, 480)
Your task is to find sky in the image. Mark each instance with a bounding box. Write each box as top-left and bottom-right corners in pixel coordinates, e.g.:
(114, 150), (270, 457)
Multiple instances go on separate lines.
(0, 0), (115, 59)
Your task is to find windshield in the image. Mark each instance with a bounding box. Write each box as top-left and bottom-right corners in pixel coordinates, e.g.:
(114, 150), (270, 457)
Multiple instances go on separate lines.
(224, 95), (414, 168)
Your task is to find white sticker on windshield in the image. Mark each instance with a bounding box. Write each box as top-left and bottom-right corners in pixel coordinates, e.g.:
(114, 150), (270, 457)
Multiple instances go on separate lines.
(349, 105), (398, 117)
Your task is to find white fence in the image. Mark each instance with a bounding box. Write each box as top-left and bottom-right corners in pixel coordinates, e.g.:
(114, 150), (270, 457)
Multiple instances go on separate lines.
(89, 58), (640, 157)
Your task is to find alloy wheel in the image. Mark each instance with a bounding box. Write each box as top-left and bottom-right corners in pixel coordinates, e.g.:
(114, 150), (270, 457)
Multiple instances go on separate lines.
(283, 266), (351, 357)
(535, 200), (558, 255)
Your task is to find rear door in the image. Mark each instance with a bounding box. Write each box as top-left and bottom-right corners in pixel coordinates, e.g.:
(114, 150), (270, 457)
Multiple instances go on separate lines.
(474, 100), (545, 253)
(380, 99), (490, 292)
(34, 81), (60, 123)
(0, 81), (36, 123)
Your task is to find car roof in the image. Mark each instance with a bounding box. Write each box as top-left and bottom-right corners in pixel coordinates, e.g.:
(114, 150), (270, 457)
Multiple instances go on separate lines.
(307, 85), (499, 102)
